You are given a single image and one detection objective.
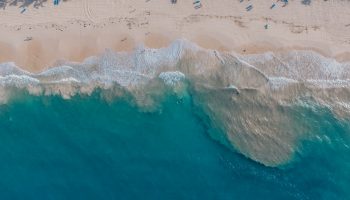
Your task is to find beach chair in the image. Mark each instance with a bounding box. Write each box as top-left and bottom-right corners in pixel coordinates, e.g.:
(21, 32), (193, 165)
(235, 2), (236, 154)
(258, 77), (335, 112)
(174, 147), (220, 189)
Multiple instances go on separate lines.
(281, 0), (288, 7)
(24, 37), (33, 41)
(195, 3), (202, 9)
(246, 5), (253, 11)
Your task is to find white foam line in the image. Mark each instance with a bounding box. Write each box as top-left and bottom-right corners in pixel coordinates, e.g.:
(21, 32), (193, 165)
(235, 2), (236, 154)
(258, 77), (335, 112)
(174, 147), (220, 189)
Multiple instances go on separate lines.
(231, 54), (269, 81)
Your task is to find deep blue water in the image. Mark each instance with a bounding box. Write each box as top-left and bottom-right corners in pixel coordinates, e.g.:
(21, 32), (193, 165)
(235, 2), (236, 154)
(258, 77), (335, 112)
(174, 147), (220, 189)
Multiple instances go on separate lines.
(0, 91), (349, 199)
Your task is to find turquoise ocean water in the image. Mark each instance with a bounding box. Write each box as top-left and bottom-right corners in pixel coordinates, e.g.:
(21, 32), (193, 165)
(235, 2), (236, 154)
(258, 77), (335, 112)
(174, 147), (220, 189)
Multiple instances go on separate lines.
(0, 90), (349, 200)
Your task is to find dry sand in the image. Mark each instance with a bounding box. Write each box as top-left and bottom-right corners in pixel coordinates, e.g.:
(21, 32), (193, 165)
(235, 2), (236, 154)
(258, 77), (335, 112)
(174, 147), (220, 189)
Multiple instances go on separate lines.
(0, 0), (350, 72)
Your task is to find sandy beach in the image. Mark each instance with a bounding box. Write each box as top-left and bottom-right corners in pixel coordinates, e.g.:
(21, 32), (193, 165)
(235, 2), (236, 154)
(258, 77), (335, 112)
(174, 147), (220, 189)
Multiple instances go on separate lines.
(2, 0), (350, 171)
(0, 0), (350, 72)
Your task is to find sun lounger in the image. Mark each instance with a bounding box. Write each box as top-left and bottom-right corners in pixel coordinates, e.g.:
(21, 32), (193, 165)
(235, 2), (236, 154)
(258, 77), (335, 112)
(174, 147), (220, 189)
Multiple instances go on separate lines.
(246, 5), (253, 11)
(195, 4), (202, 9)
(281, 0), (288, 7)
(270, 3), (276, 9)
(24, 37), (33, 41)
(193, 1), (200, 4)
(20, 8), (26, 14)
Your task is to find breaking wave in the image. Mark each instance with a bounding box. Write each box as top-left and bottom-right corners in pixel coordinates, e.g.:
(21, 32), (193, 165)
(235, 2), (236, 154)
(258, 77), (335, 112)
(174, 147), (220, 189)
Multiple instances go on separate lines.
(1, 39), (350, 167)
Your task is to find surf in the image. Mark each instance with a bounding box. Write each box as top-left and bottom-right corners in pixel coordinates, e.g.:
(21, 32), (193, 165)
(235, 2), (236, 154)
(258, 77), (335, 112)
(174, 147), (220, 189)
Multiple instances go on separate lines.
(1, 39), (350, 167)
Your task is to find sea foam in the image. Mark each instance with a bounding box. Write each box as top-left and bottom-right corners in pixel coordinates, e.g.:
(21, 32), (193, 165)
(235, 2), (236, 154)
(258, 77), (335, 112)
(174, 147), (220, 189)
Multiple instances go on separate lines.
(1, 39), (350, 166)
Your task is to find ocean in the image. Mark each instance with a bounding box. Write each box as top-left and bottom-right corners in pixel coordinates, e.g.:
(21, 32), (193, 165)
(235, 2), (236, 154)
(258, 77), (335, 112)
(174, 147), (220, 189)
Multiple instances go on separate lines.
(0, 40), (350, 199)
(0, 90), (349, 199)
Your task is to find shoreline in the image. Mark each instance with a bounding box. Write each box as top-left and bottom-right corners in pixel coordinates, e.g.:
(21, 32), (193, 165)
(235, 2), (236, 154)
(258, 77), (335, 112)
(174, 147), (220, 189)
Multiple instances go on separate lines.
(1, 0), (350, 72)
(1, 38), (350, 166)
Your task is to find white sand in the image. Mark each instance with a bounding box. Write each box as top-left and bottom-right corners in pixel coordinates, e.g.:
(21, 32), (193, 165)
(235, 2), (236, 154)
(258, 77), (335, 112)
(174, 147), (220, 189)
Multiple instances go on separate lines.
(0, 0), (349, 72)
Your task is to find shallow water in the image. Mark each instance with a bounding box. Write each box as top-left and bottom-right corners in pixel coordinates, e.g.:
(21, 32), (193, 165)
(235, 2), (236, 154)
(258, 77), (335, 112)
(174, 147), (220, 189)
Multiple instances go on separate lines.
(1, 40), (350, 166)
(0, 91), (349, 199)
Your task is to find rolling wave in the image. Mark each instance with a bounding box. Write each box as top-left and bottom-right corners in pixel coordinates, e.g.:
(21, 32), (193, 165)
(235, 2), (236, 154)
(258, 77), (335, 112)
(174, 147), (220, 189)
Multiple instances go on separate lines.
(1, 39), (350, 166)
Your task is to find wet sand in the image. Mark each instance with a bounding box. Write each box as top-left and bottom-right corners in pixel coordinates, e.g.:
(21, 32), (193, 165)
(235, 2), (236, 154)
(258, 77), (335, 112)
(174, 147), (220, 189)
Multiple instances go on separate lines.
(0, 0), (350, 72)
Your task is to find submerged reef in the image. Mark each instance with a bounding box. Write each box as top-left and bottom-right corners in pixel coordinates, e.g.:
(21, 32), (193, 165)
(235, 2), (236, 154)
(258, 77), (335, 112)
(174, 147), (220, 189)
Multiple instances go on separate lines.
(1, 39), (350, 167)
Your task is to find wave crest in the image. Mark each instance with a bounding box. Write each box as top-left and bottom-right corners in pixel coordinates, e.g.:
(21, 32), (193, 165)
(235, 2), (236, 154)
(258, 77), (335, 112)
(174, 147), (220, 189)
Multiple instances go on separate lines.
(1, 39), (350, 166)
